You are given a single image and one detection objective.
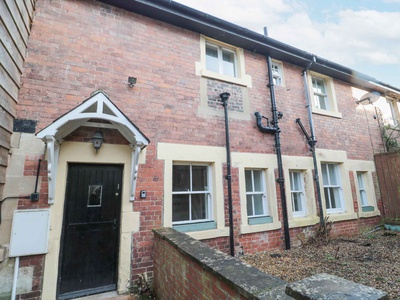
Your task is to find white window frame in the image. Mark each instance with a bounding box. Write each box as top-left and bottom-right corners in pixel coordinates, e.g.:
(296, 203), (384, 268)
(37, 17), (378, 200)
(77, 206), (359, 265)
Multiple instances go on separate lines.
(245, 169), (268, 218)
(312, 76), (329, 110)
(321, 163), (345, 213)
(197, 35), (252, 87)
(172, 164), (213, 225)
(271, 61), (283, 86)
(308, 71), (342, 119)
(289, 171), (306, 217)
(206, 42), (237, 77)
(356, 172), (368, 207)
(387, 99), (399, 127)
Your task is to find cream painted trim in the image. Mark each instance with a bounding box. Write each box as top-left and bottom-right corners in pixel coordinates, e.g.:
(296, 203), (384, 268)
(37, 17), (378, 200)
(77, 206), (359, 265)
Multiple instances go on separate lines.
(308, 71), (342, 119)
(42, 142), (143, 299)
(196, 35), (252, 87)
(232, 152), (282, 235)
(282, 155), (319, 228)
(158, 143), (229, 240)
(347, 160), (381, 218)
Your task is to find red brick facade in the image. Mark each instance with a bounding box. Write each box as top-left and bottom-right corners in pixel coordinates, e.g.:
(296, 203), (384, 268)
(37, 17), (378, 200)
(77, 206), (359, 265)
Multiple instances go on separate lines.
(9, 0), (384, 298)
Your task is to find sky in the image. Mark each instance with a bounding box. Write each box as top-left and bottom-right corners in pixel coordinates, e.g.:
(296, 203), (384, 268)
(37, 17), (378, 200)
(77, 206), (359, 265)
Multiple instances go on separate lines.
(175, 0), (400, 89)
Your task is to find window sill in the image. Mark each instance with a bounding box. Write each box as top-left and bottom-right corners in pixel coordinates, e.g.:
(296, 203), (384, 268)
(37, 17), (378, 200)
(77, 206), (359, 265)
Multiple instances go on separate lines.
(240, 219), (281, 235)
(358, 208), (381, 219)
(312, 108), (342, 119)
(196, 63), (252, 87)
(248, 216), (273, 225)
(289, 216), (320, 228)
(173, 221), (216, 233)
(326, 211), (358, 222)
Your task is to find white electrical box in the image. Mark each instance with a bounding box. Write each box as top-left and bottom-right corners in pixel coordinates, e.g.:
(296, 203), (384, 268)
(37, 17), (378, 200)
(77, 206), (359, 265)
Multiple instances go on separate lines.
(9, 209), (51, 257)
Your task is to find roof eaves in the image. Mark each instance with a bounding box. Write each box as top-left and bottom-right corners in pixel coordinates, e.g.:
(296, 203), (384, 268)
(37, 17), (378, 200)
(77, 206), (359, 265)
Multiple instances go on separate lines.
(99, 0), (400, 96)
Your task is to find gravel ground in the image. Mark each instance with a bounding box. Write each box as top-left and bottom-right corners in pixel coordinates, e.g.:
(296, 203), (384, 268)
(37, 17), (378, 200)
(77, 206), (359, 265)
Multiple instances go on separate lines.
(242, 228), (400, 299)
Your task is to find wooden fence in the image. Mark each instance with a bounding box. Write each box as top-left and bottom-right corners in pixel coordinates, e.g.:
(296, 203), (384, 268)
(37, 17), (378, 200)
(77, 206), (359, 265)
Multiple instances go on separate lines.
(375, 152), (400, 224)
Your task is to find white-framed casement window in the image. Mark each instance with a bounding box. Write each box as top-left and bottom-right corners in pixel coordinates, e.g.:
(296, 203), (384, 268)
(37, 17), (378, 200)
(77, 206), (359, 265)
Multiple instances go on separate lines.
(245, 169), (270, 224)
(271, 61), (283, 86)
(206, 43), (237, 77)
(198, 35), (252, 87)
(172, 164), (213, 226)
(312, 76), (329, 110)
(308, 71), (342, 118)
(289, 171), (306, 217)
(387, 99), (399, 127)
(321, 163), (344, 213)
(356, 171), (376, 213)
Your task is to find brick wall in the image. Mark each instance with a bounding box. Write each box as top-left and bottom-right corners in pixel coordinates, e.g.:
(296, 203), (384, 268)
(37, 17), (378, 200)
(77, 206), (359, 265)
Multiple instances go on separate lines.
(153, 228), (286, 300)
(11, 0), (385, 297)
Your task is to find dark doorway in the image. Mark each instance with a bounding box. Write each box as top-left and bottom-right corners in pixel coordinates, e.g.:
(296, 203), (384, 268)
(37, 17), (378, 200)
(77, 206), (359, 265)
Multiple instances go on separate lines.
(58, 164), (122, 299)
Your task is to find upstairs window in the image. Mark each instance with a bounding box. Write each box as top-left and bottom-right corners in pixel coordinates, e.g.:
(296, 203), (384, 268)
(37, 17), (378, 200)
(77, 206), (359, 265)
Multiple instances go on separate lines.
(312, 76), (329, 110)
(271, 61), (283, 86)
(245, 169), (268, 218)
(321, 163), (344, 213)
(172, 164), (212, 224)
(308, 71), (341, 118)
(289, 171), (306, 217)
(388, 99), (399, 127)
(206, 43), (237, 77)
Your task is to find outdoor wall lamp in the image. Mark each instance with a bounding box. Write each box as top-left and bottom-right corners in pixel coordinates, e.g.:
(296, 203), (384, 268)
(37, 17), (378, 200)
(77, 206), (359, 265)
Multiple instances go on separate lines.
(91, 130), (104, 152)
(128, 77), (137, 88)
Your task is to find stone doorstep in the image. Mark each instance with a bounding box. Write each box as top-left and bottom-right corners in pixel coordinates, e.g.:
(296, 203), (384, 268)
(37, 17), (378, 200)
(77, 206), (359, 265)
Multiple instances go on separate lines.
(286, 273), (389, 300)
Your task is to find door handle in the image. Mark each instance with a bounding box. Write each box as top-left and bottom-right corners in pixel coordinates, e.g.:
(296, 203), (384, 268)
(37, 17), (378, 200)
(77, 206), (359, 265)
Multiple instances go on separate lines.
(113, 219), (117, 229)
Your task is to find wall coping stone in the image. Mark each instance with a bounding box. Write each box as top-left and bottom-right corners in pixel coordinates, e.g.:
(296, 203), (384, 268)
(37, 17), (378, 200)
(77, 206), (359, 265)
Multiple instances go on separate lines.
(286, 273), (389, 300)
(153, 227), (292, 299)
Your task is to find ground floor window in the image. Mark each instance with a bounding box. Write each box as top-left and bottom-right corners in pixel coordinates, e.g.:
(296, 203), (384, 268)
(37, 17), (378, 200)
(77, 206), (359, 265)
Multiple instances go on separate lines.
(172, 164), (212, 224)
(321, 163), (344, 213)
(289, 171), (306, 217)
(245, 169), (268, 219)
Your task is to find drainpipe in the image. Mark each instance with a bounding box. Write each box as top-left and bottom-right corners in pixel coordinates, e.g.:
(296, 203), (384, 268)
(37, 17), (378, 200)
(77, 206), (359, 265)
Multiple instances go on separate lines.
(220, 92), (235, 257)
(299, 56), (325, 226)
(255, 28), (290, 250)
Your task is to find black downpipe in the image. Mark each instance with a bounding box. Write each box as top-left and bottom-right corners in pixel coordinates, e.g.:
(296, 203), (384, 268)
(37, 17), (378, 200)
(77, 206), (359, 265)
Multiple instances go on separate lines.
(300, 58), (325, 226)
(264, 55), (291, 250)
(220, 92), (235, 257)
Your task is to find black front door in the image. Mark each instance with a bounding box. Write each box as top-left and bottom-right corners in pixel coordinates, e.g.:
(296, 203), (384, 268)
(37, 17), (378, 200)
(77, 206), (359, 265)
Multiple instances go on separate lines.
(58, 164), (122, 300)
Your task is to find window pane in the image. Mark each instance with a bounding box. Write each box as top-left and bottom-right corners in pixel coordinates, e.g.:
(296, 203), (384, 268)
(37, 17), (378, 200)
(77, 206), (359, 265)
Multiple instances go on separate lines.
(192, 166), (208, 191)
(253, 170), (262, 191)
(173, 165), (190, 191)
(360, 190), (368, 206)
(324, 188), (331, 209)
(318, 95), (327, 110)
(328, 165), (338, 185)
(222, 50), (235, 77)
(253, 194), (264, 215)
(292, 193), (301, 212)
(172, 194), (189, 222)
(322, 164), (328, 184)
(206, 45), (219, 73)
(357, 173), (364, 189)
(245, 170), (253, 192)
(191, 194), (207, 220)
(312, 78), (326, 93)
(88, 185), (102, 207)
(246, 195), (253, 216)
(330, 188), (338, 208)
(291, 172), (301, 190)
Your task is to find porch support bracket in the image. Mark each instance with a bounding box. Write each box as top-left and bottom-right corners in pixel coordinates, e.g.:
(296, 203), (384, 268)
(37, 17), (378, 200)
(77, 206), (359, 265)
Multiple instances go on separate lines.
(45, 135), (60, 205)
(130, 142), (143, 201)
